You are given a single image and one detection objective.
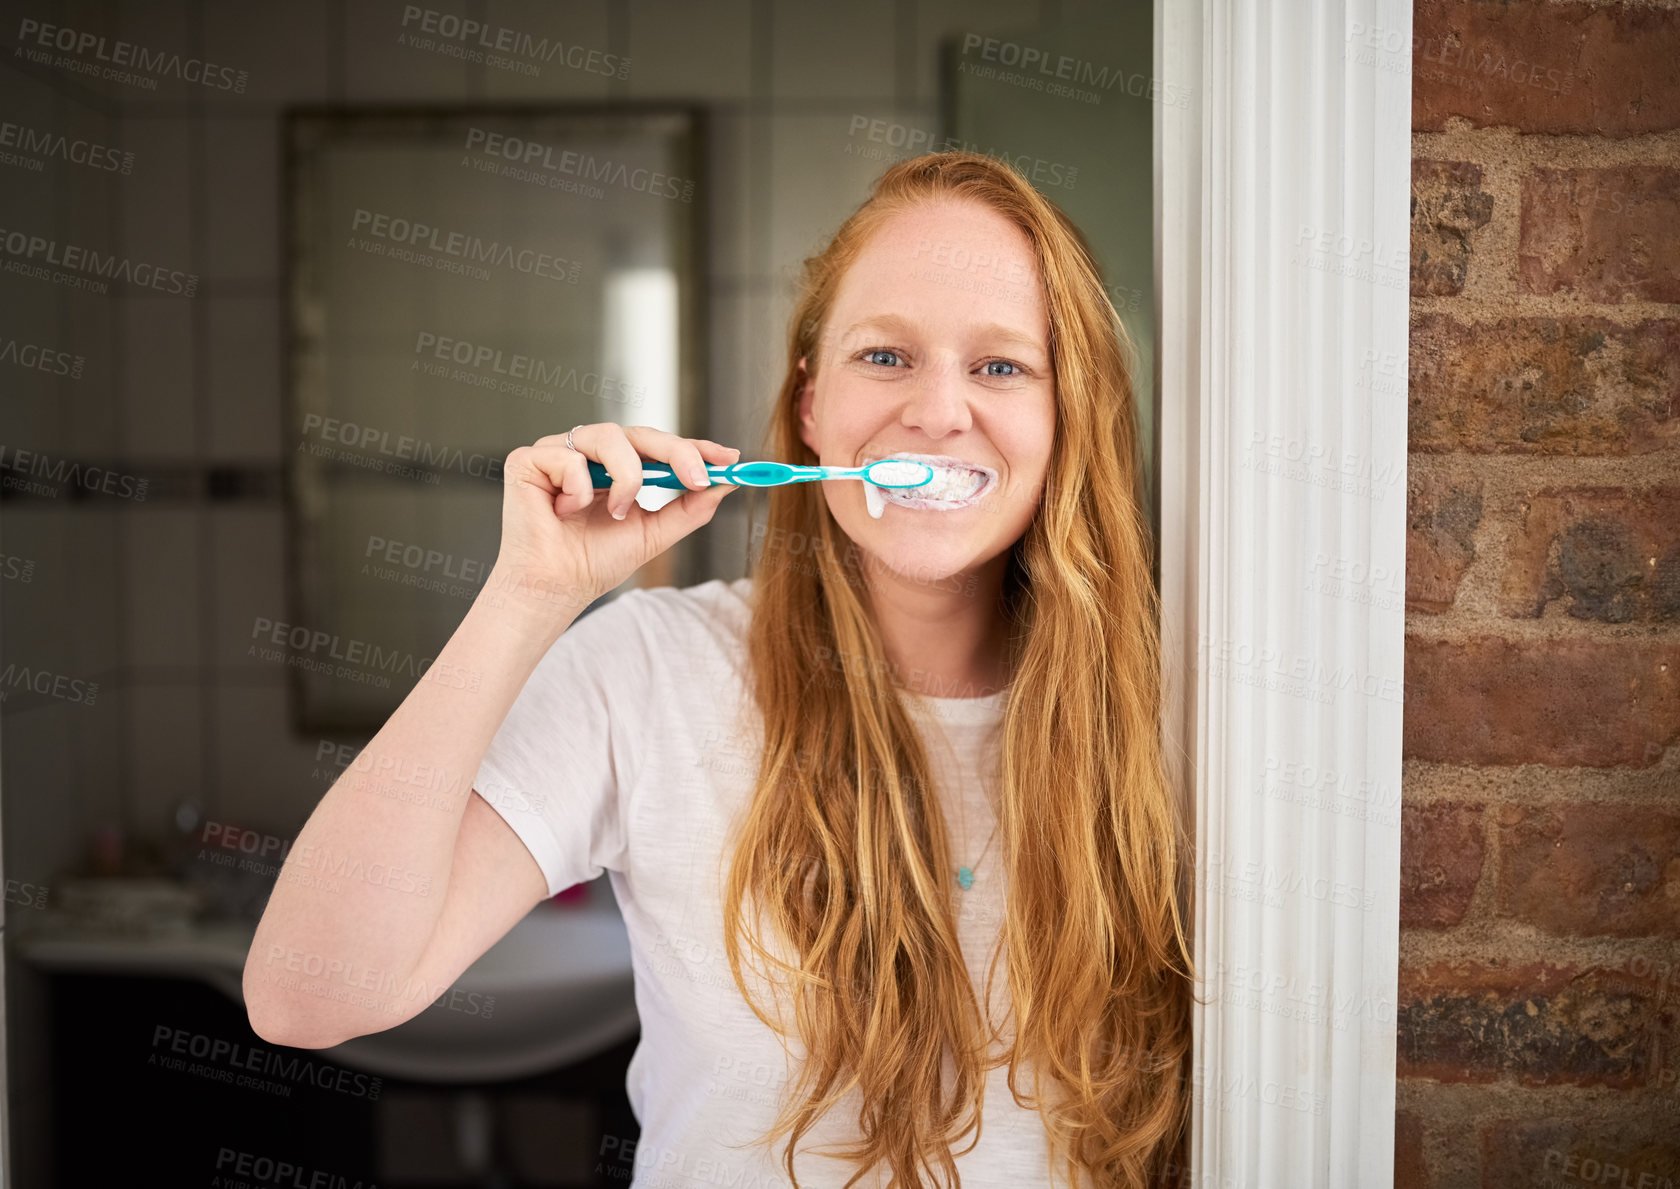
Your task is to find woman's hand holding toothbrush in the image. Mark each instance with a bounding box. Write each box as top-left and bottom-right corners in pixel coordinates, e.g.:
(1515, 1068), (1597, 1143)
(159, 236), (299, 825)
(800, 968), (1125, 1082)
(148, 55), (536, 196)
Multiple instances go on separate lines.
(487, 423), (739, 637)
(244, 421), (734, 1048)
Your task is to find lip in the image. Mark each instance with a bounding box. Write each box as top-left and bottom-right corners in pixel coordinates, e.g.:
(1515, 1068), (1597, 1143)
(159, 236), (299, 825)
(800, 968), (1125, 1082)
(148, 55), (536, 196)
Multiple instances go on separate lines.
(862, 451), (998, 509)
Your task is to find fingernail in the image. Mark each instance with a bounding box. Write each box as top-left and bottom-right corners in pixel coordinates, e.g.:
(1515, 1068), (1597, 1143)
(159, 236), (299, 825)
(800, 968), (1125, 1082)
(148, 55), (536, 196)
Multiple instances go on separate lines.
(690, 466), (711, 487)
(612, 503), (627, 520)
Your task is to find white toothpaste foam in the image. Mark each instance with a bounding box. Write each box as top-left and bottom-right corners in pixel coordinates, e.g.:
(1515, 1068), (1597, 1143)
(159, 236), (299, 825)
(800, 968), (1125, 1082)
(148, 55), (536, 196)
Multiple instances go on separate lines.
(862, 457), (991, 519)
(868, 460), (931, 486)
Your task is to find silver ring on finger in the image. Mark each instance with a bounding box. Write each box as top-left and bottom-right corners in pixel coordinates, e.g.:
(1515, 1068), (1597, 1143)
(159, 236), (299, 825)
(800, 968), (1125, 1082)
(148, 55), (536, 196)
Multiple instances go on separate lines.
(564, 425), (581, 453)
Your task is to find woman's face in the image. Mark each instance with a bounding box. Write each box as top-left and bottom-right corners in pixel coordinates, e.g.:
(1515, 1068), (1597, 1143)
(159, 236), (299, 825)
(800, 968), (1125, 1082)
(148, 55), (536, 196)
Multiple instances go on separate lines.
(797, 199), (1055, 594)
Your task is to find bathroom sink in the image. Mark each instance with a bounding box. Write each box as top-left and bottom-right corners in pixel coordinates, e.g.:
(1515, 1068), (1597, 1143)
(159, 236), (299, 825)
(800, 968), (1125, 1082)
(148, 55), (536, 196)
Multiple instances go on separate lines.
(12, 899), (638, 1083)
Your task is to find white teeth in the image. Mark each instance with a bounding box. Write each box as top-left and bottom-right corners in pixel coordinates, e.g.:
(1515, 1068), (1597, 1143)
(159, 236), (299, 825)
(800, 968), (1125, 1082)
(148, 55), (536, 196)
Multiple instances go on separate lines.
(859, 457), (991, 514)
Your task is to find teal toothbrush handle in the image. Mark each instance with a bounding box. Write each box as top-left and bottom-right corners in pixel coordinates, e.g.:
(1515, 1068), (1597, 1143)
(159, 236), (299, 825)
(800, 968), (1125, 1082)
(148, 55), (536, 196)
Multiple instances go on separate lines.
(586, 459), (819, 489)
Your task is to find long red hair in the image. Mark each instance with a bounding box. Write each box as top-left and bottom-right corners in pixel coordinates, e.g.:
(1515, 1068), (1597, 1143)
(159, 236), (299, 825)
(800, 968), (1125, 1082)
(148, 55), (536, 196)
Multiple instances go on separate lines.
(719, 150), (1195, 1189)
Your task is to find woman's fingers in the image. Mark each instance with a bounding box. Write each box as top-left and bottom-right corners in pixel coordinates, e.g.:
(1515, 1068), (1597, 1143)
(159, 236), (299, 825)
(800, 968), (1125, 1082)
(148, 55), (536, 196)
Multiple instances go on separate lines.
(510, 443), (598, 517)
(567, 423), (641, 519)
(625, 426), (711, 491)
(528, 424), (743, 518)
(621, 426), (740, 492)
(544, 444), (597, 518)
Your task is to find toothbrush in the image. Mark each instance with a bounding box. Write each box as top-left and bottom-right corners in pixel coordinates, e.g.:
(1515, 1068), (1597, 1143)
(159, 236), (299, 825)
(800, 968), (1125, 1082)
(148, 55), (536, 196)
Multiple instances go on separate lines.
(585, 458), (935, 490)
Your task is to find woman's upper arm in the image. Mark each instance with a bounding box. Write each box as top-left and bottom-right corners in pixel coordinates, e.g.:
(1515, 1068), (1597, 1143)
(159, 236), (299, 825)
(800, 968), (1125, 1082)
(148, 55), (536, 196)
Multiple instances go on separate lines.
(400, 788), (551, 1006)
(396, 592), (657, 1016)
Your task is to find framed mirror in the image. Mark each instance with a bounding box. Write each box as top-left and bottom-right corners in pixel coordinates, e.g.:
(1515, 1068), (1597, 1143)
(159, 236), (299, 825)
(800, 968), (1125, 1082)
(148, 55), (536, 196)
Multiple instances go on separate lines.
(283, 106), (705, 732)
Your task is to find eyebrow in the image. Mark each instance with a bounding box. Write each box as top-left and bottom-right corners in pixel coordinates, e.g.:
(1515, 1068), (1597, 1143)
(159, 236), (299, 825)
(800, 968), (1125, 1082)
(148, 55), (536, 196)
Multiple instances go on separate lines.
(839, 313), (1046, 356)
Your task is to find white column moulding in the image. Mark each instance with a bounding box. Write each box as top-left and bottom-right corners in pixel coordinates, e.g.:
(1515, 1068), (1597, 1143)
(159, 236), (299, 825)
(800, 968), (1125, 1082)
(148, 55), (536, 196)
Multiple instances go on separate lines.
(1156, 0), (1411, 1185)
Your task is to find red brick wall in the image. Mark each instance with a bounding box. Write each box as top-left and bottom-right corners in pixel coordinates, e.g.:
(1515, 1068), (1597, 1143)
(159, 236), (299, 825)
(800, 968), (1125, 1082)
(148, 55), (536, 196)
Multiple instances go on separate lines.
(1400, 2), (1680, 1185)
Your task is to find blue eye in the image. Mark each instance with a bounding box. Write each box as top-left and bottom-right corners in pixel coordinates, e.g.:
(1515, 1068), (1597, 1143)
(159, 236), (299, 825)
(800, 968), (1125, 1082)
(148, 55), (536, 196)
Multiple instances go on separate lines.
(861, 348), (903, 368)
(982, 360), (1022, 376)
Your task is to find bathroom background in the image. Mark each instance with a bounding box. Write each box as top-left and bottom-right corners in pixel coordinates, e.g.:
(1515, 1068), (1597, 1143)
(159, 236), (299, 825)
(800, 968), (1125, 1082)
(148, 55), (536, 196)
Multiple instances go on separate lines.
(0, 1), (1153, 1184)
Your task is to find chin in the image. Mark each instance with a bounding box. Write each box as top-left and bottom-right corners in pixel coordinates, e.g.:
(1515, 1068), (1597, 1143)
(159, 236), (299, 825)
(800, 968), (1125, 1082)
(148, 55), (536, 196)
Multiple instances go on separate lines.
(840, 512), (994, 594)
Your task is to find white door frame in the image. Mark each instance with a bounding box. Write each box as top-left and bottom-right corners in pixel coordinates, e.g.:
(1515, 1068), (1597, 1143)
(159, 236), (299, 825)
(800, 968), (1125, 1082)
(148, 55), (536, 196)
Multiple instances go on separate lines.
(1156, 1), (1411, 1184)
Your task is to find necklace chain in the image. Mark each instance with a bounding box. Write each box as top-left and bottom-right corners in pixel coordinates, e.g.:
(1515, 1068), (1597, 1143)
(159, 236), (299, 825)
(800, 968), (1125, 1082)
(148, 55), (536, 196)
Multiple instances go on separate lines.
(955, 825), (998, 891)
(936, 725), (1001, 892)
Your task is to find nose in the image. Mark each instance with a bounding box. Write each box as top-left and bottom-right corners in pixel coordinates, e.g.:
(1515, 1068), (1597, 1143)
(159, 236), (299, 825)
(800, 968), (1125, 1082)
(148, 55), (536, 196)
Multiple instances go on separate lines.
(898, 359), (972, 439)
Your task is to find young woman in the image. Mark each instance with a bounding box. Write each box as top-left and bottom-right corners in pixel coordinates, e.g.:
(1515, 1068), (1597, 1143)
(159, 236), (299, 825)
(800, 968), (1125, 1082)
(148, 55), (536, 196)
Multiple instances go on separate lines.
(245, 151), (1195, 1189)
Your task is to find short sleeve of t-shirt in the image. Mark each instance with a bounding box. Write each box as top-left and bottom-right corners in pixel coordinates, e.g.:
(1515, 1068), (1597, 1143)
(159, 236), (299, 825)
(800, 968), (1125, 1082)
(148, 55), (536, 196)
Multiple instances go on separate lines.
(472, 590), (655, 897)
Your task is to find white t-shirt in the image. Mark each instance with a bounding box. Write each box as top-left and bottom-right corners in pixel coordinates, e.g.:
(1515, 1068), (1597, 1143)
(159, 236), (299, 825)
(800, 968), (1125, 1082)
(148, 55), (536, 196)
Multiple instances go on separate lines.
(474, 577), (1065, 1188)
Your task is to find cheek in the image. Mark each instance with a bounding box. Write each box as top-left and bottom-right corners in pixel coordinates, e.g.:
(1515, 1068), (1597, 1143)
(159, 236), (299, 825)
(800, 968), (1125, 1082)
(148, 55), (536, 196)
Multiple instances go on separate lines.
(1023, 411), (1056, 491)
(998, 421), (1054, 502)
(812, 380), (875, 446)
(992, 449), (1052, 525)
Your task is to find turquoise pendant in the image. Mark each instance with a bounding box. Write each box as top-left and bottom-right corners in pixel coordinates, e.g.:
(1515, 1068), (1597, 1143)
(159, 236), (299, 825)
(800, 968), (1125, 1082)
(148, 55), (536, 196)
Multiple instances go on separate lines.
(956, 866), (974, 890)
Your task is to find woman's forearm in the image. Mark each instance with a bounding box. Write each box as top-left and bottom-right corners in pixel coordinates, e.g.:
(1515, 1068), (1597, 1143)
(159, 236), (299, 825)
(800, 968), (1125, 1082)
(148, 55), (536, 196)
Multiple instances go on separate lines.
(241, 570), (582, 1046)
